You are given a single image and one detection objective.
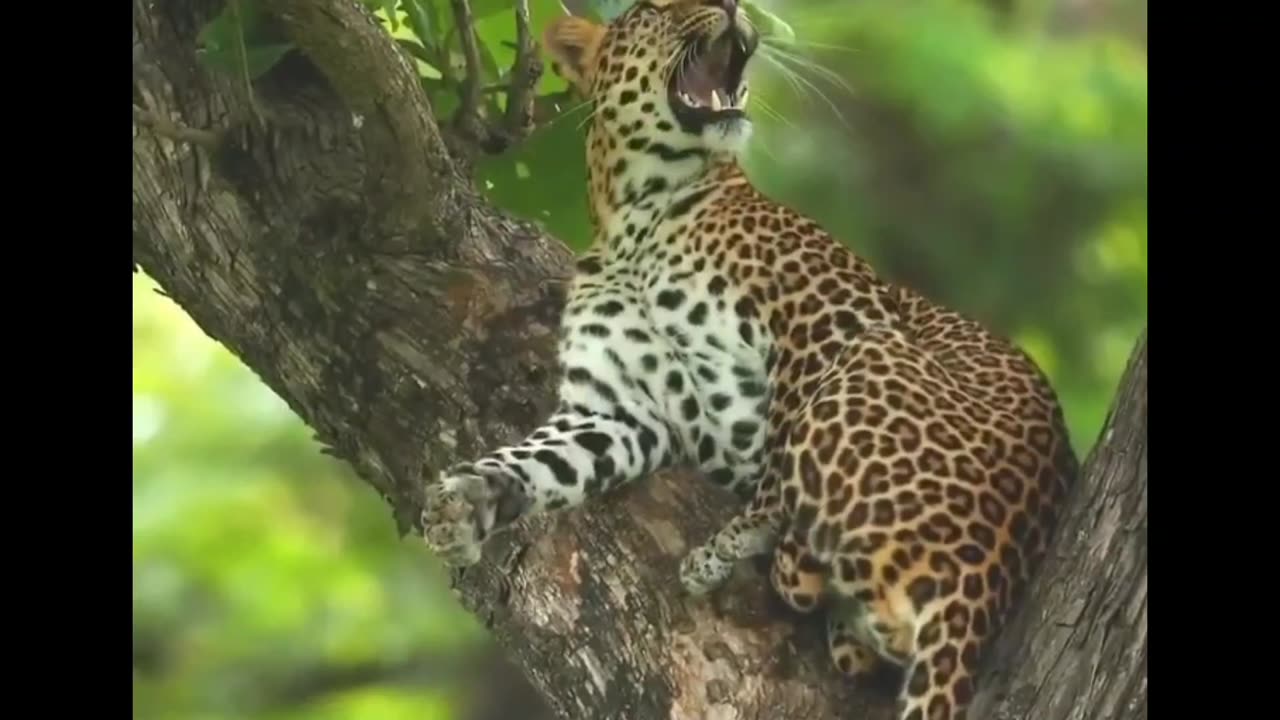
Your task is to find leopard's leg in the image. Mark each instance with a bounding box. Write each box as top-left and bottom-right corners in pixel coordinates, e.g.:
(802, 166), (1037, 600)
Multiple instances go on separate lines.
(679, 473), (784, 595)
(423, 405), (678, 565)
(894, 603), (985, 720)
(423, 259), (684, 566)
(827, 604), (884, 682)
(767, 525), (829, 612)
(677, 362), (789, 595)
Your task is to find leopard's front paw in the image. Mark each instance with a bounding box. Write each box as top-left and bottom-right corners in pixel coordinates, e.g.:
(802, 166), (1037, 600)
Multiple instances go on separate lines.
(421, 466), (487, 568)
(679, 542), (734, 597)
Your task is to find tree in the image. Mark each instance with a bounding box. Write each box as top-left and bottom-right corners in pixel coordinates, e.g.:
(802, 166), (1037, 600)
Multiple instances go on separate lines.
(133, 1), (1147, 717)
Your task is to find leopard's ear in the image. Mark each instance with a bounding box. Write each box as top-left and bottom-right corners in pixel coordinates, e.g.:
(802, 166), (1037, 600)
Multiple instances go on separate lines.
(543, 15), (606, 95)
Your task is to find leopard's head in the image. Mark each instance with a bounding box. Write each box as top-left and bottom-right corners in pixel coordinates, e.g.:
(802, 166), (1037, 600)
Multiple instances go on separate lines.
(544, 0), (760, 194)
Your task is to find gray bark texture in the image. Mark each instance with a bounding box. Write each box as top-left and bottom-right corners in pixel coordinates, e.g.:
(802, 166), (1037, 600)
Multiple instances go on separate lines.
(132, 1), (1148, 718)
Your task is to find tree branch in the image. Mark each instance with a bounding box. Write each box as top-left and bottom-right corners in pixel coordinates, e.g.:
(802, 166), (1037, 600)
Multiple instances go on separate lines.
(447, 0), (543, 153)
(133, 103), (221, 148)
(133, 2), (1146, 719)
(259, 0), (459, 240)
(500, 0), (542, 147)
(972, 330), (1147, 720)
(450, 0), (486, 137)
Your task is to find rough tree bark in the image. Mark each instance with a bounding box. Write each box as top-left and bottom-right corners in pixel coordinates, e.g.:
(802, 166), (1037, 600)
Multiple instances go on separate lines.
(132, 1), (1147, 718)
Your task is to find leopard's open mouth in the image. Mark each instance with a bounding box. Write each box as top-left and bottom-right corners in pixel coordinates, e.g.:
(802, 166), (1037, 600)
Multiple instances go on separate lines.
(668, 27), (753, 124)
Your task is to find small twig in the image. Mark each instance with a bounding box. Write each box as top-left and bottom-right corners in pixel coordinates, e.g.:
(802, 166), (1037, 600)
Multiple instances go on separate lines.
(500, 0), (542, 146)
(133, 105), (221, 149)
(444, 0), (542, 154)
(450, 0), (485, 137)
(230, 0), (262, 126)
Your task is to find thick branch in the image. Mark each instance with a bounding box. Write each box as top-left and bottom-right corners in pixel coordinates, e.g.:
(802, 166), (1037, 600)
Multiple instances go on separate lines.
(133, 103), (221, 148)
(133, 3), (1146, 719)
(260, 0), (459, 239)
(972, 330), (1147, 720)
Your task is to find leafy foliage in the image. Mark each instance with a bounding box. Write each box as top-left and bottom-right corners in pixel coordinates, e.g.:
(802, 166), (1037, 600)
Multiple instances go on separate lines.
(133, 275), (489, 720)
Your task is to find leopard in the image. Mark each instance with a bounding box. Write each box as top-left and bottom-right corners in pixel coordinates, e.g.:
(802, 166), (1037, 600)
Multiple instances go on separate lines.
(419, 2), (1080, 719)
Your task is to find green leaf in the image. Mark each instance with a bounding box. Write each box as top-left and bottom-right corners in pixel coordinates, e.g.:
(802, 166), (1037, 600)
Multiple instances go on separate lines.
(473, 0), (515, 19)
(742, 1), (795, 44)
(589, 0), (632, 21)
(202, 43), (294, 79)
(404, 0), (440, 45)
(477, 100), (592, 251)
(476, 27), (503, 84)
(428, 82), (461, 119)
(396, 38), (435, 66)
(421, 77), (449, 94)
(249, 45), (295, 79)
(382, 0), (400, 30)
(195, 0), (294, 80)
(473, 0), (569, 96)
(559, 0), (597, 20)
(195, 2), (242, 54)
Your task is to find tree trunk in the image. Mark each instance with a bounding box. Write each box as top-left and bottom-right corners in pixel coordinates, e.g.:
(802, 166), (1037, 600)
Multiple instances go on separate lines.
(132, 2), (1147, 718)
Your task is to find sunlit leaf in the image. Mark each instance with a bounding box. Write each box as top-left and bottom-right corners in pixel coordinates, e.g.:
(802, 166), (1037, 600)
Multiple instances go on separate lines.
(382, 0), (400, 29)
(476, 25), (504, 85)
(473, 0), (517, 19)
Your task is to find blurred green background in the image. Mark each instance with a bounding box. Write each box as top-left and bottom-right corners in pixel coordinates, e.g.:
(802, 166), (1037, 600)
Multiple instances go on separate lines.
(134, 0), (1146, 718)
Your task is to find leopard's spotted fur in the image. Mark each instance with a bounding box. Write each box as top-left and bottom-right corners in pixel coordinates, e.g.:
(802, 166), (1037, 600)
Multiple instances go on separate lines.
(420, 3), (1079, 718)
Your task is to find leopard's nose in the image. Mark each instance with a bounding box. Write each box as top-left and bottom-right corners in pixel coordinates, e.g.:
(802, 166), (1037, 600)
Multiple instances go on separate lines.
(703, 0), (738, 18)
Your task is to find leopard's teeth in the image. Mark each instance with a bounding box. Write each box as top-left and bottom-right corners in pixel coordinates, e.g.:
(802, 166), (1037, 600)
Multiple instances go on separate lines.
(710, 89), (723, 111)
(738, 88), (749, 107)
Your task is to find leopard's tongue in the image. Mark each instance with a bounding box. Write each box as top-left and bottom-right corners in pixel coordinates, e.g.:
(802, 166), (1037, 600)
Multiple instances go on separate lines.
(678, 40), (733, 106)
(678, 63), (719, 105)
